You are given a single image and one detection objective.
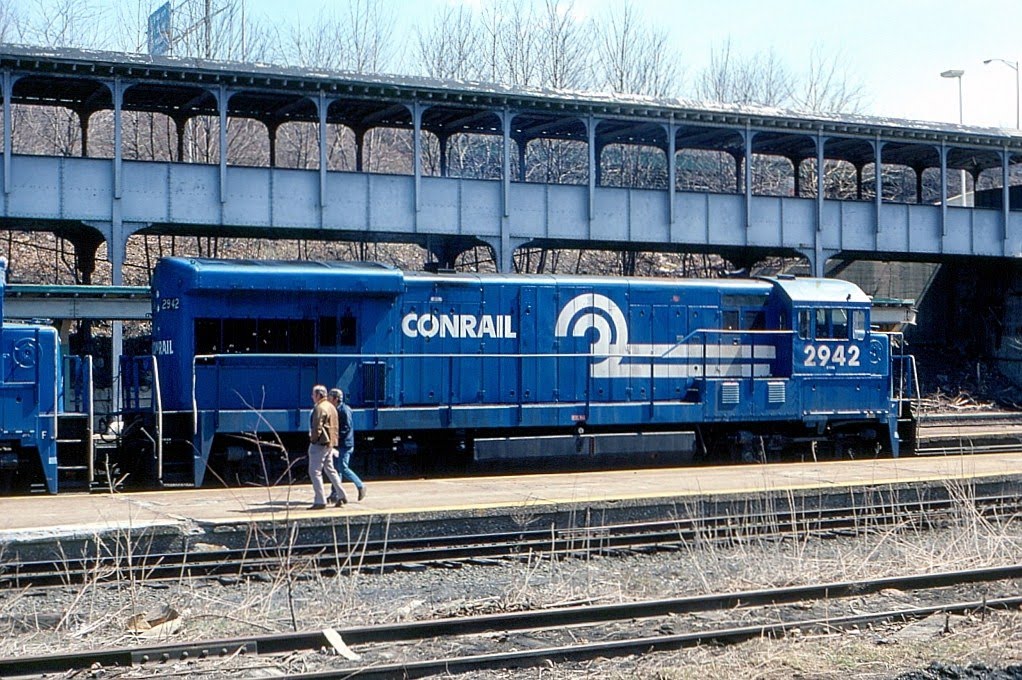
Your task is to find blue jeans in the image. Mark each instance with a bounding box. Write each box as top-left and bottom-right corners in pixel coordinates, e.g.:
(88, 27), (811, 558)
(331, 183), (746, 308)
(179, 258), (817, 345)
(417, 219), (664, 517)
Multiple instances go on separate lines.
(336, 445), (363, 489)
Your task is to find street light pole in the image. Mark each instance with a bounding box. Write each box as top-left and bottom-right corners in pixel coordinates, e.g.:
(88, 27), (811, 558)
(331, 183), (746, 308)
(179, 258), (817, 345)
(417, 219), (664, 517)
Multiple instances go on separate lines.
(983, 58), (1020, 129)
(941, 69), (967, 206)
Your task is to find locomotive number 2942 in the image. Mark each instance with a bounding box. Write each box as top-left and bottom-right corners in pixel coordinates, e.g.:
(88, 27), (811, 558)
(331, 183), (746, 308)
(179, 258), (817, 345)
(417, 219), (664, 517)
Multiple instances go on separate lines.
(803, 344), (860, 367)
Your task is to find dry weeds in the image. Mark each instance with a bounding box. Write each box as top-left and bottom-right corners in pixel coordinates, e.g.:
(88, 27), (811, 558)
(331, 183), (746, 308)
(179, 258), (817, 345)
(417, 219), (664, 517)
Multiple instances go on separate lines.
(1, 480), (1021, 679)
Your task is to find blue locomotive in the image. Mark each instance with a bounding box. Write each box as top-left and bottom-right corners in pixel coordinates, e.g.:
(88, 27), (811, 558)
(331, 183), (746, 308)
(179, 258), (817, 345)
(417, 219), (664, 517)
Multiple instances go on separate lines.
(118, 258), (916, 487)
(0, 258), (93, 493)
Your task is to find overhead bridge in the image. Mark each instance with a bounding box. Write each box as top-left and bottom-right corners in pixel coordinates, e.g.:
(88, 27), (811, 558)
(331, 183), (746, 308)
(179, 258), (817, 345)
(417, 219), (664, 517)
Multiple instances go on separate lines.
(0, 45), (1021, 283)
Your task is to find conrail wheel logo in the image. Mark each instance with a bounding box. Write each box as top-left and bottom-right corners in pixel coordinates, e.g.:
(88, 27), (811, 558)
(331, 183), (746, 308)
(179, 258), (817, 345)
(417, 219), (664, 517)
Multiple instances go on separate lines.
(555, 294), (775, 379)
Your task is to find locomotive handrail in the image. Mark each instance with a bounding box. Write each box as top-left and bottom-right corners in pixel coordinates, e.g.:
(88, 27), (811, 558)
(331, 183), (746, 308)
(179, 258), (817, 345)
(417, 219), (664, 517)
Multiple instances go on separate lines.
(151, 354), (163, 484)
(188, 332), (797, 425)
(85, 356), (94, 484)
(47, 328), (57, 442)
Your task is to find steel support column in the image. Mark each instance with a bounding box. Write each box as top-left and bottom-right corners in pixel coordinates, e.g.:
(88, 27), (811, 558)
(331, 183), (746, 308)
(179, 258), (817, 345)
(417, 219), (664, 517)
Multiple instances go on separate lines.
(873, 137), (884, 238)
(318, 93), (328, 211)
(587, 115), (597, 221)
(217, 85), (228, 204)
(500, 107), (513, 272)
(267, 120), (279, 168)
(666, 121), (676, 224)
(743, 126), (755, 236)
(939, 142), (948, 240)
(516, 135), (527, 182)
(112, 78), (123, 200)
(79, 113), (89, 158)
(174, 114), (186, 162)
(106, 77), (126, 405)
(3, 70), (13, 195)
(438, 132), (449, 178)
(815, 131), (827, 276)
(1003, 149), (1011, 253)
(354, 129), (365, 173)
(412, 101), (422, 218)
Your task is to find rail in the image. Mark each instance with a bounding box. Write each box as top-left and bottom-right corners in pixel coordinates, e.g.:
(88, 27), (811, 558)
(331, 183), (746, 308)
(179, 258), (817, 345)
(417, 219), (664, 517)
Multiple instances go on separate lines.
(6, 564), (1022, 678)
(8, 491), (1017, 588)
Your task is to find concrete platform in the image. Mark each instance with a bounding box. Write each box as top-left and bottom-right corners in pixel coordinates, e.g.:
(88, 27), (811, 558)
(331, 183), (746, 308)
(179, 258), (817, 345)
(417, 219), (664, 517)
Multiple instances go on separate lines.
(3, 453), (1022, 561)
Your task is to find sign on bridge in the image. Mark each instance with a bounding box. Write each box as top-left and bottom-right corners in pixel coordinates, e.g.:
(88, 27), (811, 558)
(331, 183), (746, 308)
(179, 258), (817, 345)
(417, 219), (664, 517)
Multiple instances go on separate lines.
(147, 2), (172, 56)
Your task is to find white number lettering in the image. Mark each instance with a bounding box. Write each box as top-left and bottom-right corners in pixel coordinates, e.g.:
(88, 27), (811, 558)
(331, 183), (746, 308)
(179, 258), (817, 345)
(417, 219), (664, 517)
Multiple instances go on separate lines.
(804, 344), (861, 368)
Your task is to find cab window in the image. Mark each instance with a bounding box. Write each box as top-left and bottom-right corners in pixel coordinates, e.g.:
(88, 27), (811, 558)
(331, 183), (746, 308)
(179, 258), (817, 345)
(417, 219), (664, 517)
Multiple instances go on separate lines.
(831, 309), (848, 339)
(851, 310), (866, 340)
(815, 308), (849, 340)
(195, 318), (315, 355)
(797, 310), (811, 339)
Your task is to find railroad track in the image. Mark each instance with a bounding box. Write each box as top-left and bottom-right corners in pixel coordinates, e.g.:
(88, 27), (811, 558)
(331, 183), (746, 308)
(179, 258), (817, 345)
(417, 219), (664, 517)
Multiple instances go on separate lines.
(914, 410), (1022, 455)
(3, 492), (1020, 588)
(5, 563), (1022, 679)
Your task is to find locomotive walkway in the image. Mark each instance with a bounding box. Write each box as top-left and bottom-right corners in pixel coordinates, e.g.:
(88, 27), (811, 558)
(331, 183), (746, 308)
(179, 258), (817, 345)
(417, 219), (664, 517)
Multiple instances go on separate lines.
(3, 453), (1022, 561)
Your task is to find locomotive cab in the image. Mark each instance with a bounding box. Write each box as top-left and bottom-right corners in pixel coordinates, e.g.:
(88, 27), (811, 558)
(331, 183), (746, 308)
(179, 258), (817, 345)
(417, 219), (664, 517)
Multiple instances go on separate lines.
(771, 277), (903, 456)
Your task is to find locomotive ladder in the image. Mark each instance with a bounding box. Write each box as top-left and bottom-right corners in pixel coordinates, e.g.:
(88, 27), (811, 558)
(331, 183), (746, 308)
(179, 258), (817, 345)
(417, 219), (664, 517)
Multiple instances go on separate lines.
(55, 356), (96, 490)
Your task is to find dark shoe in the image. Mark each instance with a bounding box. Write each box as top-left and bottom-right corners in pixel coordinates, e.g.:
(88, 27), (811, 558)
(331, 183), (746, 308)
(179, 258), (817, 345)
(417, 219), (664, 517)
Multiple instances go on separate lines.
(357, 486), (366, 501)
(308, 504), (326, 510)
(326, 493), (336, 504)
(334, 497), (347, 508)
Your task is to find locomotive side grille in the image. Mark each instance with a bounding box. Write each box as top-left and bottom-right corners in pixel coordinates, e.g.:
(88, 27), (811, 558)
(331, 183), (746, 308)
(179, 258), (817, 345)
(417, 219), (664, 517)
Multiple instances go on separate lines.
(721, 381), (740, 405)
(362, 361), (386, 405)
(768, 381), (786, 403)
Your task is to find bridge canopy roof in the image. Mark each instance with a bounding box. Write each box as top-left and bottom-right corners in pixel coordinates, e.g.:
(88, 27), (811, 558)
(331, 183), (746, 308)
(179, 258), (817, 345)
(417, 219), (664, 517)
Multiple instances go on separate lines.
(2, 44), (1021, 174)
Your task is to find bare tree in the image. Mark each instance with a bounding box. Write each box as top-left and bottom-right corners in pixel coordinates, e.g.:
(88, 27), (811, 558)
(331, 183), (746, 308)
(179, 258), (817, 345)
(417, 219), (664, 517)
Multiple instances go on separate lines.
(595, 1), (678, 97)
(23, 0), (111, 49)
(794, 46), (865, 114)
(0, 0), (24, 44)
(696, 39), (792, 107)
(537, 0), (592, 90)
(343, 0), (393, 74)
(415, 5), (482, 80)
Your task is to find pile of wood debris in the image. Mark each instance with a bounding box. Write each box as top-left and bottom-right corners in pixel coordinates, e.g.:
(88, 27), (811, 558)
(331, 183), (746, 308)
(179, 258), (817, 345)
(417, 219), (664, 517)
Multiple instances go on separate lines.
(913, 348), (1022, 413)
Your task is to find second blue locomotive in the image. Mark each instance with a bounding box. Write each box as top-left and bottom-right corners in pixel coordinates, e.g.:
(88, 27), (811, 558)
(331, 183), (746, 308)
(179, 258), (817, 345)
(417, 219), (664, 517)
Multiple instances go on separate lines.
(121, 258), (915, 487)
